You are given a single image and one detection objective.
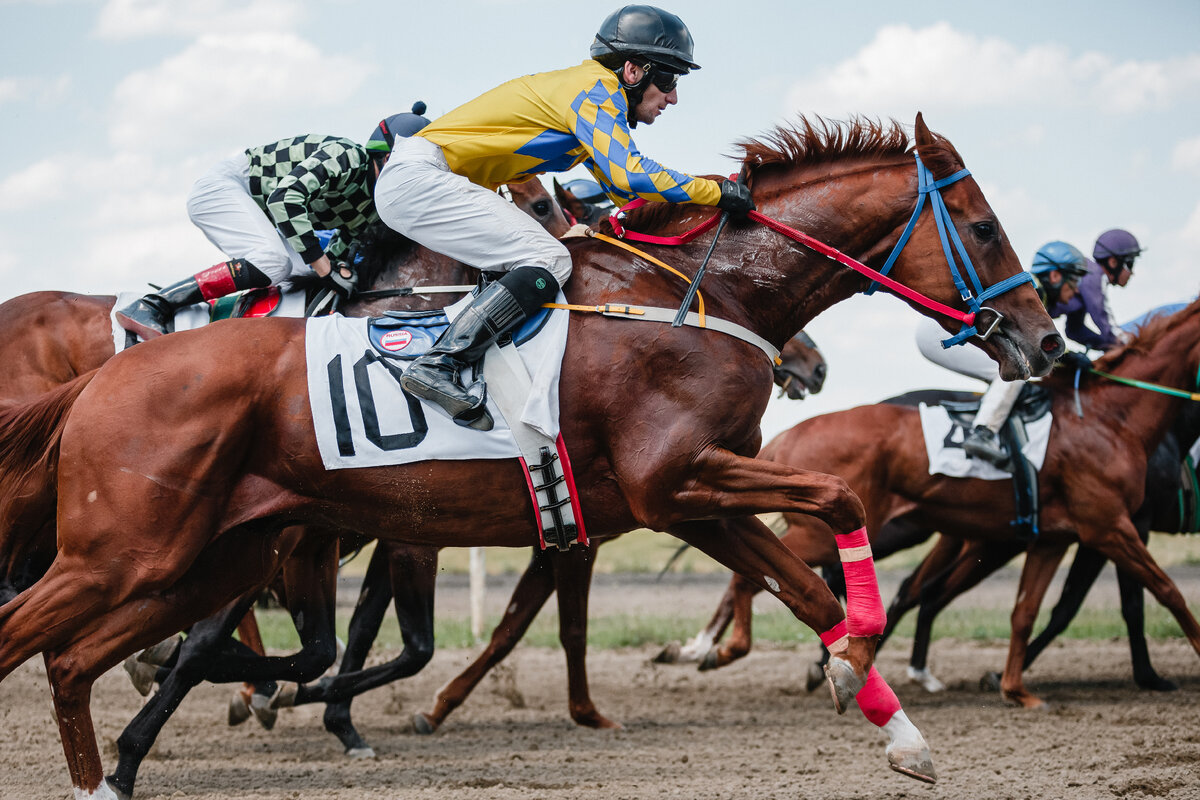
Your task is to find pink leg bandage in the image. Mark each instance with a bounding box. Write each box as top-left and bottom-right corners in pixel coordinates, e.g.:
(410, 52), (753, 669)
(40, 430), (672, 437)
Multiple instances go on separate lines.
(819, 619), (848, 654)
(835, 527), (886, 637)
(855, 666), (902, 727)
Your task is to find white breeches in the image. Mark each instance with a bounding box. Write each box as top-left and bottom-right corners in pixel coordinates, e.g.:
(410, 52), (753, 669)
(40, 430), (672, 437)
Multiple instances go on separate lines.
(374, 136), (572, 286)
(185, 154), (309, 284)
(915, 317), (1025, 431)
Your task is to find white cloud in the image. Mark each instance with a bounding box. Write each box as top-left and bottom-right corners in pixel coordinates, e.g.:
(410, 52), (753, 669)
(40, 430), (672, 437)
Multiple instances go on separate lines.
(1173, 135), (1200, 174)
(786, 23), (1200, 118)
(95, 0), (305, 39)
(0, 159), (69, 211)
(0, 78), (19, 105)
(108, 33), (371, 153)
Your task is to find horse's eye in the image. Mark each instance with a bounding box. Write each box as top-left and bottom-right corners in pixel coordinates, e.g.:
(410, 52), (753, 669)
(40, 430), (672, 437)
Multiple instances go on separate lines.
(972, 221), (996, 241)
(533, 201), (551, 216)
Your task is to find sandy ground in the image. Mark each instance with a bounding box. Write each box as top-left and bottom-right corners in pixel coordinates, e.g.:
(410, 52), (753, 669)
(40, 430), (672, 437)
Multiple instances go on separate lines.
(2, 567), (1200, 800)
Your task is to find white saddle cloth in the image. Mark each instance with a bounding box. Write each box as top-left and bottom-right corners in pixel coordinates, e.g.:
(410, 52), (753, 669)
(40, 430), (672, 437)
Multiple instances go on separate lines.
(305, 294), (569, 470)
(110, 289), (307, 352)
(918, 402), (1052, 480)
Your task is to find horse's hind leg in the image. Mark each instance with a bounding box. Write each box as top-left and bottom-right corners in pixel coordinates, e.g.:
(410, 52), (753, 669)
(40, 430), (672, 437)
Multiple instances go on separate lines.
(999, 542), (1070, 708)
(415, 547), (557, 733)
(1023, 544), (1107, 668)
(287, 542), (437, 757)
(1115, 564), (1176, 691)
(552, 543), (619, 728)
(669, 516), (935, 784)
(655, 575), (743, 665)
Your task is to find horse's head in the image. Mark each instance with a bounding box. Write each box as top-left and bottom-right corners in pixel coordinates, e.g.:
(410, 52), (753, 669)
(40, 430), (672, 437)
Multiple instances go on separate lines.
(504, 179), (572, 238)
(774, 330), (826, 399)
(899, 114), (1063, 379)
(553, 178), (612, 227)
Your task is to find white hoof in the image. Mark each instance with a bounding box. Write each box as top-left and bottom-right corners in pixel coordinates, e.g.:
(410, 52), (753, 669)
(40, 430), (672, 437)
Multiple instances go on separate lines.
(823, 656), (865, 715)
(346, 745), (376, 759)
(906, 666), (946, 693)
(675, 631), (715, 663)
(137, 634), (182, 667)
(882, 710), (937, 784)
(75, 778), (121, 800)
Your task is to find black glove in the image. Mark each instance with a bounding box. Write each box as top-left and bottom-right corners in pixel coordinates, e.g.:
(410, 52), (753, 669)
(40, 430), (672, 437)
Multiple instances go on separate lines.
(326, 261), (359, 300)
(717, 179), (755, 218)
(1059, 351), (1092, 371)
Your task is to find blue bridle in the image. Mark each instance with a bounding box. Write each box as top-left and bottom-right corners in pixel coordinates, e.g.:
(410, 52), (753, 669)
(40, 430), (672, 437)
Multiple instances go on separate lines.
(864, 154), (1036, 348)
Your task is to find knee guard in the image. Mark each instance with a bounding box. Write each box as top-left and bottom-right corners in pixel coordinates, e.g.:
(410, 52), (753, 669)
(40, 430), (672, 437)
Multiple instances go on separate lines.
(497, 267), (559, 317)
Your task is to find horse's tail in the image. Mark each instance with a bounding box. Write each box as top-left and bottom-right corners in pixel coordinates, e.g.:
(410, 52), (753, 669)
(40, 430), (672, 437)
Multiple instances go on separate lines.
(0, 370), (97, 490)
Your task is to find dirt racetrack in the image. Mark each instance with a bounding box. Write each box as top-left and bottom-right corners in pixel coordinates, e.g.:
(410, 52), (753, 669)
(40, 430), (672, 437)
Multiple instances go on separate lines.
(2, 570), (1199, 800)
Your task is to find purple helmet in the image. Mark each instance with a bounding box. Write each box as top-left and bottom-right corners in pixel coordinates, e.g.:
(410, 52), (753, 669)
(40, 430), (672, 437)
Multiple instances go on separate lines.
(1093, 229), (1142, 262)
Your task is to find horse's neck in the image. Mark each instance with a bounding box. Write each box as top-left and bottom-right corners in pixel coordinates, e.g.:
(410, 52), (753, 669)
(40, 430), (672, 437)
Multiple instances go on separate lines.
(353, 248), (479, 316)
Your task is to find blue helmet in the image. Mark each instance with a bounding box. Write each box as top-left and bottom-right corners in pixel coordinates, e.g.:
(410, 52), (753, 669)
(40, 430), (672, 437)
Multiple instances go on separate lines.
(562, 179), (611, 206)
(366, 101), (431, 159)
(1031, 241), (1089, 280)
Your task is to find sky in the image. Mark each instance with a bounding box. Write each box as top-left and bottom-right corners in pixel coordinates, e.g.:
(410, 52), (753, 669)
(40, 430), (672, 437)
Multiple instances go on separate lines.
(2, 0), (1198, 442)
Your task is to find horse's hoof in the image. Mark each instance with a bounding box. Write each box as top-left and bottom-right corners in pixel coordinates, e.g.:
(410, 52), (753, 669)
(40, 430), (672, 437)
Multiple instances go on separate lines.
(906, 666), (946, 693)
(345, 745), (376, 759)
(652, 642), (681, 663)
(123, 654), (157, 698)
(270, 681), (299, 709)
(979, 671), (1001, 692)
(698, 648), (720, 671)
(824, 657), (865, 715)
(888, 748), (938, 784)
(412, 712), (437, 735)
(804, 661), (826, 693)
(250, 692), (278, 730)
(1135, 674), (1178, 692)
(228, 688), (252, 726)
(138, 634), (182, 667)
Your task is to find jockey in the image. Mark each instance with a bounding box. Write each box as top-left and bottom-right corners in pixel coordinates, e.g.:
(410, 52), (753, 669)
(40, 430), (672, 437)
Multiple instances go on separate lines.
(917, 241), (1089, 466)
(375, 5), (755, 431)
(116, 102), (432, 339)
(1050, 228), (1142, 353)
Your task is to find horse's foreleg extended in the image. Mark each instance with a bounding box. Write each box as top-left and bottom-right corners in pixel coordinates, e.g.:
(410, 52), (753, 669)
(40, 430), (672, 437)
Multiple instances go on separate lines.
(415, 548), (557, 734)
(552, 543), (619, 728)
(668, 517), (935, 783)
(999, 542), (1070, 708)
(1023, 545), (1108, 669)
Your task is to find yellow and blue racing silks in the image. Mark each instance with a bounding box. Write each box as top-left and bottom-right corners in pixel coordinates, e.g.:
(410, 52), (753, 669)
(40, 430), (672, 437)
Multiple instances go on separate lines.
(417, 60), (722, 207)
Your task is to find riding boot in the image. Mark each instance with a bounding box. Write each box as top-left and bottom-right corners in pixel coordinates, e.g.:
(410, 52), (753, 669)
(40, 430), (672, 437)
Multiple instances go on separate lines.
(116, 259), (272, 339)
(400, 267), (559, 431)
(962, 378), (1026, 466)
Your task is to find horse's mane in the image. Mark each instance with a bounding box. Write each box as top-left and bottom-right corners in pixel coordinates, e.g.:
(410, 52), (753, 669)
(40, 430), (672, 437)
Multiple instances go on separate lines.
(1093, 299), (1200, 374)
(602, 115), (962, 236)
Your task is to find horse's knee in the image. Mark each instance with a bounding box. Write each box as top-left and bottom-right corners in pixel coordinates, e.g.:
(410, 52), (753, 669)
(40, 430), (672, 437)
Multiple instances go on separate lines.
(293, 637), (340, 683)
(816, 478), (865, 532)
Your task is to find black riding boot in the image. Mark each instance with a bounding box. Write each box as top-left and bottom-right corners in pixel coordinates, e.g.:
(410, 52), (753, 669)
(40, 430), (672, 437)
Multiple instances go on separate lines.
(116, 258), (271, 339)
(400, 267), (559, 431)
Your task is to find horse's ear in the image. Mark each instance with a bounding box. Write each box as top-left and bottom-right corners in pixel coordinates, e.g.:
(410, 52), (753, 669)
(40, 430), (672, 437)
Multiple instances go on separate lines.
(913, 112), (932, 148)
(553, 177), (568, 204)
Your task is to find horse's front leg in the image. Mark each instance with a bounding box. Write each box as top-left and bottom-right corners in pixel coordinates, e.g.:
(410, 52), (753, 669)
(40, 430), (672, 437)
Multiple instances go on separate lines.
(999, 542), (1070, 709)
(669, 517), (935, 784)
(551, 543), (620, 729)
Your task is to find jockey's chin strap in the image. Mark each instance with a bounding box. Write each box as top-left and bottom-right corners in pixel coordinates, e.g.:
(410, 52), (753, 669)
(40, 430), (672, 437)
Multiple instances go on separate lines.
(606, 153), (1035, 349)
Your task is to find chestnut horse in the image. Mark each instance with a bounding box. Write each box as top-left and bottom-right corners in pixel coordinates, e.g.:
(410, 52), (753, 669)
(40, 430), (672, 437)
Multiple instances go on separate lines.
(664, 299), (1200, 710)
(880, 387), (1200, 694)
(0, 115), (1061, 798)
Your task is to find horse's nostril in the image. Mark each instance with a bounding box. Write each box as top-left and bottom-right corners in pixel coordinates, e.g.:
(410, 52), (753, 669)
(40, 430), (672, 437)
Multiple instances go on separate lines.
(1041, 334), (1064, 354)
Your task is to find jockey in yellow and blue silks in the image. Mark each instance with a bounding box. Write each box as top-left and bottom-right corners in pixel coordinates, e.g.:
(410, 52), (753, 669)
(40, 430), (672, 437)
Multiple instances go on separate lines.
(374, 5), (755, 431)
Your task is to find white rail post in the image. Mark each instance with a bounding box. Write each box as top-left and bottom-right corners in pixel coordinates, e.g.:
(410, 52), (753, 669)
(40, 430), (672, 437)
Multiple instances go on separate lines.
(469, 547), (486, 643)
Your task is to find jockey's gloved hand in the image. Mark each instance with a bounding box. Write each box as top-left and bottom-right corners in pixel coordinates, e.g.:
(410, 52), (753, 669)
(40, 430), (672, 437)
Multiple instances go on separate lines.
(717, 179), (755, 218)
(326, 261), (359, 299)
(1059, 351), (1092, 371)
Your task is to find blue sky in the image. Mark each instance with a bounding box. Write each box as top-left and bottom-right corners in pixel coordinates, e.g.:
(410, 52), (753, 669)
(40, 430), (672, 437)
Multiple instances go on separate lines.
(2, 0), (1198, 441)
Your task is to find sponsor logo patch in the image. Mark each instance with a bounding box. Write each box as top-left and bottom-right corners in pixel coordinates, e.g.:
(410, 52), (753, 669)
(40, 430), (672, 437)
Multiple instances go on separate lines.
(379, 330), (413, 352)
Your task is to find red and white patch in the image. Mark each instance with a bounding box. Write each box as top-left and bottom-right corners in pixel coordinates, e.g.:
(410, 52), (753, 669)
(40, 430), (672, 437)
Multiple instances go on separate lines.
(379, 330), (413, 352)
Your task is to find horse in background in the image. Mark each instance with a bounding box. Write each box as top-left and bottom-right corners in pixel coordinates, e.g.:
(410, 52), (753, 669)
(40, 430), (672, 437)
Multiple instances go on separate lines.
(0, 115), (1063, 797)
(658, 300), (1200, 710)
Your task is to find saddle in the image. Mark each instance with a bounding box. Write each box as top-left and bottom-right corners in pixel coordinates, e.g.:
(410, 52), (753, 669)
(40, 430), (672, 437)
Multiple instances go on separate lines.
(936, 383), (1049, 540)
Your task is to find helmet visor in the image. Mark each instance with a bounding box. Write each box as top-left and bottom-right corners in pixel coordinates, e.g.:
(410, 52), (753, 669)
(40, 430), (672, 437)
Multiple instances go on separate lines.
(648, 67), (679, 92)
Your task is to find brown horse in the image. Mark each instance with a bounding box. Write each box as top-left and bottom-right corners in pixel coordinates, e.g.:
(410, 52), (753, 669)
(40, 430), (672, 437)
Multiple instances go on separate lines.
(0, 115), (1061, 798)
(663, 299), (1200, 711)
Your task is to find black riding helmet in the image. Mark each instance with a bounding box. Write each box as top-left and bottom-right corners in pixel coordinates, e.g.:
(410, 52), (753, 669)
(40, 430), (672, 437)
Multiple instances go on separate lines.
(590, 6), (698, 126)
(366, 101), (432, 161)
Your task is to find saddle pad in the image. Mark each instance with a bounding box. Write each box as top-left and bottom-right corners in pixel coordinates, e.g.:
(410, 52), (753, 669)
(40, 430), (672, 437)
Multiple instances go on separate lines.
(305, 293), (570, 470)
(918, 402), (1052, 480)
(111, 287), (308, 352)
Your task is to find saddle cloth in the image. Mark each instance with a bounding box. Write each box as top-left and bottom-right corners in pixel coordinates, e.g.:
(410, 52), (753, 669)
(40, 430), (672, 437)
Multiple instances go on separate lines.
(305, 293), (570, 471)
(110, 287), (307, 352)
(918, 402), (1052, 480)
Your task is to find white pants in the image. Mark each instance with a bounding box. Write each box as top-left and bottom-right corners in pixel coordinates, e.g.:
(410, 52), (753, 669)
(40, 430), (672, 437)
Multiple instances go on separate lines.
(186, 154), (310, 284)
(915, 317), (1025, 433)
(374, 136), (572, 286)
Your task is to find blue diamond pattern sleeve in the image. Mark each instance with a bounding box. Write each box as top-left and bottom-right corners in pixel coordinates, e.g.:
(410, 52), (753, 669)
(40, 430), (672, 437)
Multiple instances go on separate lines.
(416, 60), (721, 207)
